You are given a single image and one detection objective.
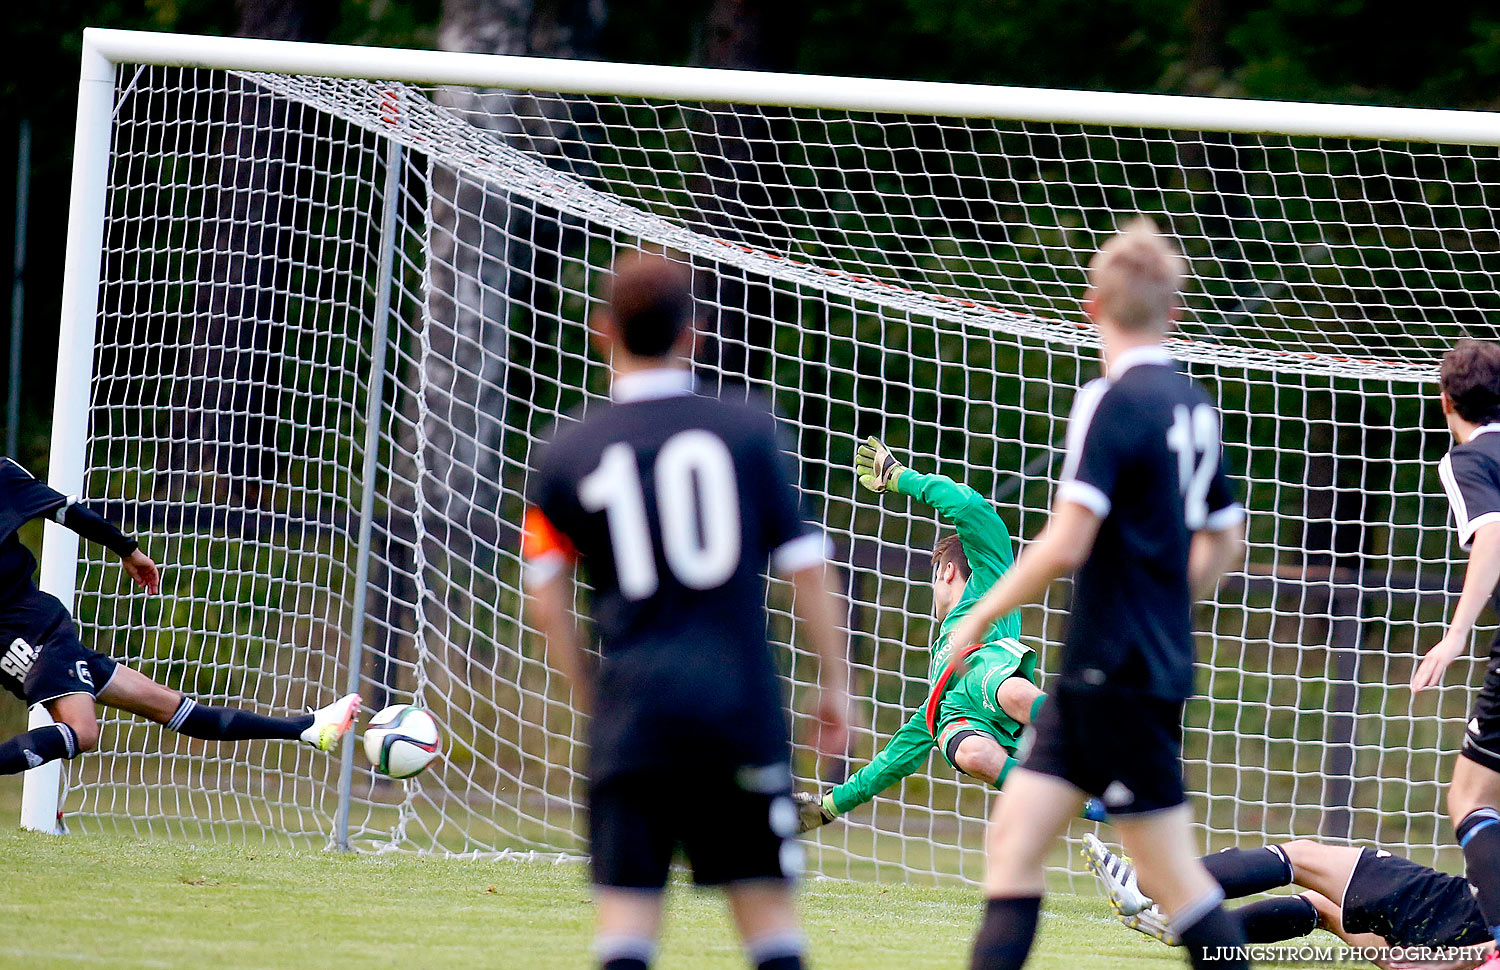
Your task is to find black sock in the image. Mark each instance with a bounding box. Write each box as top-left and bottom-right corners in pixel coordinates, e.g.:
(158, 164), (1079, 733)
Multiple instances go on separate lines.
(755, 958), (802, 970)
(747, 930), (804, 970)
(0, 724), (79, 775)
(1175, 895), (1249, 970)
(1200, 846), (1294, 899)
(1458, 808), (1500, 944)
(595, 932), (654, 970)
(970, 895), (1041, 970)
(168, 697), (313, 742)
(1233, 895), (1319, 944)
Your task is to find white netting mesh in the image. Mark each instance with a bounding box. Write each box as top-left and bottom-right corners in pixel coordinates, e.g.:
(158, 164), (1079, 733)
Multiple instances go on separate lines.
(55, 57), (1497, 884)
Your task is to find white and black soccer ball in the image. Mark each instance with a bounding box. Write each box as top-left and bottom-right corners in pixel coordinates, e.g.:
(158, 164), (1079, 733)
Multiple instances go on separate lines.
(362, 704), (441, 779)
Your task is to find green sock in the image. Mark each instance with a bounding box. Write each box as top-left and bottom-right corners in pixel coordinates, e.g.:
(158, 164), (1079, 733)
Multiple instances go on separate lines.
(1029, 694), (1046, 724)
(994, 755), (1018, 791)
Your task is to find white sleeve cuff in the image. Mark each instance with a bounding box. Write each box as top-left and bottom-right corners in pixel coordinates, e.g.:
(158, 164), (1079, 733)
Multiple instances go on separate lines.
(1057, 480), (1110, 518)
(523, 552), (569, 588)
(1204, 503), (1246, 531)
(772, 531), (829, 574)
(1459, 510), (1500, 550)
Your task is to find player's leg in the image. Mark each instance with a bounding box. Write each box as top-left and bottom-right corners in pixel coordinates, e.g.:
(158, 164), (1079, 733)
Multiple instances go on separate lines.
(0, 691), (97, 774)
(688, 770), (806, 969)
(1115, 807), (1248, 970)
(594, 889), (665, 970)
(726, 883), (805, 970)
(970, 767), (1082, 970)
(590, 773), (674, 970)
(950, 730), (1012, 785)
(994, 674), (1046, 728)
(97, 664), (358, 751)
(1450, 675), (1500, 959)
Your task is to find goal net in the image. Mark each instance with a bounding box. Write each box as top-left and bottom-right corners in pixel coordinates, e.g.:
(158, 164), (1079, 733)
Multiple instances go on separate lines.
(37, 30), (1500, 885)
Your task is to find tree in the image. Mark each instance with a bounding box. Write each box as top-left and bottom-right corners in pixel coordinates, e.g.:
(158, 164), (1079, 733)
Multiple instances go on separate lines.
(170, 0), (332, 503)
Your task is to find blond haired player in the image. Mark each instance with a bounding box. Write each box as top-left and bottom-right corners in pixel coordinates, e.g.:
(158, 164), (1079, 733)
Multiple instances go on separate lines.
(951, 220), (1248, 970)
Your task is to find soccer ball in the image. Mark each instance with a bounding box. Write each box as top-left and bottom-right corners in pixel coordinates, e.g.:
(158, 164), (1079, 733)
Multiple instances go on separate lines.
(362, 704), (441, 779)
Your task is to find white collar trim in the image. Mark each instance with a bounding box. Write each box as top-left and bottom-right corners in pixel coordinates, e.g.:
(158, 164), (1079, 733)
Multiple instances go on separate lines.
(1108, 345), (1175, 379)
(1468, 423), (1500, 441)
(612, 368), (694, 403)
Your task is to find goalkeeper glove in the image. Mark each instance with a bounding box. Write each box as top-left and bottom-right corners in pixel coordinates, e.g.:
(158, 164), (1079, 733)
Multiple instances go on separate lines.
(855, 436), (906, 493)
(792, 791), (840, 833)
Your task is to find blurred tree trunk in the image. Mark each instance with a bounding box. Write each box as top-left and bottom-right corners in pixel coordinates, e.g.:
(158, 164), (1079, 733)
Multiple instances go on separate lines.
(689, 0), (800, 386)
(172, 0), (330, 504)
(371, 0), (603, 709)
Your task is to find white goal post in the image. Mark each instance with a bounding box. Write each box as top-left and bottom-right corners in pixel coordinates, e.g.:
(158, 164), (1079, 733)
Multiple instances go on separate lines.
(27, 27), (1500, 885)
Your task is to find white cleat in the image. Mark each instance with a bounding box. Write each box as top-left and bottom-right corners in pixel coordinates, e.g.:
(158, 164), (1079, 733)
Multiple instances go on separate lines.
(1081, 832), (1153, 917)
(301, 693), (361, 752)
(1119, 904), (1180, 947)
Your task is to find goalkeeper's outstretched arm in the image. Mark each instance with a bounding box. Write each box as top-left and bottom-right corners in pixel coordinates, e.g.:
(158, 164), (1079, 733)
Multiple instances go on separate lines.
(856, 438), (1013, 573)
(796, 711), (932, 832)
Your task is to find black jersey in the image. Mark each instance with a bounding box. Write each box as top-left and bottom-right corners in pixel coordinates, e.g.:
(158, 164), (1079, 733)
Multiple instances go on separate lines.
(1054, 347), (1243, 700)
(1342, 847), (1491, 950)
(523, 369), (823, 781)
(0, 459), (68, 603)
(1440, 425), (1500, 646)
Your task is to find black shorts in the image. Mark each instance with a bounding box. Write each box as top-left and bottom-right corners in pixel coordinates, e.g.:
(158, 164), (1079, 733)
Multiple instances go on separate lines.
(1019, 683), (1185, 816)
(0, 587), (116, 705)
(1461, 657), (1500, 774)
(589, 764), (800, 889)
(1342, 848), (1490, 949)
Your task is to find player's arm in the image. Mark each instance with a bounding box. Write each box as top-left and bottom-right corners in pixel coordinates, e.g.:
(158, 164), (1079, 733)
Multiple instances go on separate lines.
(1415, 449), (1500, 692)
(785, 561), (851, 758)
(56, 500), (158, 594)
(798, 711), (932, 831)
(522, 505), (593, 712)
(949, 500), (1100, 654)
(1414, 521), (1500, 692)
(856, 437), (1012, 568)
(0, 458), (157, 592)
(1189, 440), (1246, 602)
(763, 421), (850, 756)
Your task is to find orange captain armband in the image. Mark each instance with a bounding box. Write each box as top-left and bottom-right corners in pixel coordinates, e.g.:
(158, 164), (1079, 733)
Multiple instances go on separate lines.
(522, 506), (577, 563)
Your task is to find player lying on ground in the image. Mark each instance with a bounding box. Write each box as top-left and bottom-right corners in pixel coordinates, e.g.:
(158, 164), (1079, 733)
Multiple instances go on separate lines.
(794, 439), (1103, 832)
(0, 458), (359, 775)
(1084, 832), (1497, 970)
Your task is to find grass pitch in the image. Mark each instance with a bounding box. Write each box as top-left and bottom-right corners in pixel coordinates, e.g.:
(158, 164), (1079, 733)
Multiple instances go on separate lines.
(0, 829), (1209, 970)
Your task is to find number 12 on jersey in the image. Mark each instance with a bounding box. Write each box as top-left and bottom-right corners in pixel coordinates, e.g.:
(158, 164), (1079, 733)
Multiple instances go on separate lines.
(1166, 404), (1220, 529)
(579, 431), (743, 599)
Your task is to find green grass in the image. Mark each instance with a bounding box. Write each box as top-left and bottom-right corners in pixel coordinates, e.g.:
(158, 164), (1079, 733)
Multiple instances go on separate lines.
(0, 829), (1208, 970)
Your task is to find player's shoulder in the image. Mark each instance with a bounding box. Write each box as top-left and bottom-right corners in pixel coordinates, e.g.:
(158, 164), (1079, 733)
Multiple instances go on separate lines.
(1449, 428), (1500, 469)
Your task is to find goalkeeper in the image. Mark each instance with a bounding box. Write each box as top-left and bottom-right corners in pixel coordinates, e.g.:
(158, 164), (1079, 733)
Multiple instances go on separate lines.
(796, 439), (1104, 832)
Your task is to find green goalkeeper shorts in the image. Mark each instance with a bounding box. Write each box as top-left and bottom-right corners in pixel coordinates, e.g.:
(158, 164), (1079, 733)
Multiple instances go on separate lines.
(934, 642), (1037, 772)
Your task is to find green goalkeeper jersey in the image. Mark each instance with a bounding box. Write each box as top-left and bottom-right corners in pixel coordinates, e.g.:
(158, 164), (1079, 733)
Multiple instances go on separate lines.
(902, 467), (1022, 681)
(822, 468), (1027, 817)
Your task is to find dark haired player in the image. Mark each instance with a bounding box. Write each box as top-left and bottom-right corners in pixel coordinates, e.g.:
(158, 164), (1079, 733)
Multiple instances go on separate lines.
(792, 439), (1104, 832)
(1085, 833), (1496, 970)
(523, 254), (851, 970)
(0, 458), (359, 777)
(1409, 338), (1500, 970)
(950, 220), (1249, 970)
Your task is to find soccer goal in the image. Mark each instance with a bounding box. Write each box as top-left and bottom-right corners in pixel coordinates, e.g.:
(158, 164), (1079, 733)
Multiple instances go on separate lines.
(26, 27), (1500, 885)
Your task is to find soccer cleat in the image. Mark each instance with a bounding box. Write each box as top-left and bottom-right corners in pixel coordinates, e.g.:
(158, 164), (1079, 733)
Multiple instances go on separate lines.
(1119, 905), (1180, 947)
(301, 693), (361, 752)
(1081, 832), (1152, 917)
(792, 791), (838, 833)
